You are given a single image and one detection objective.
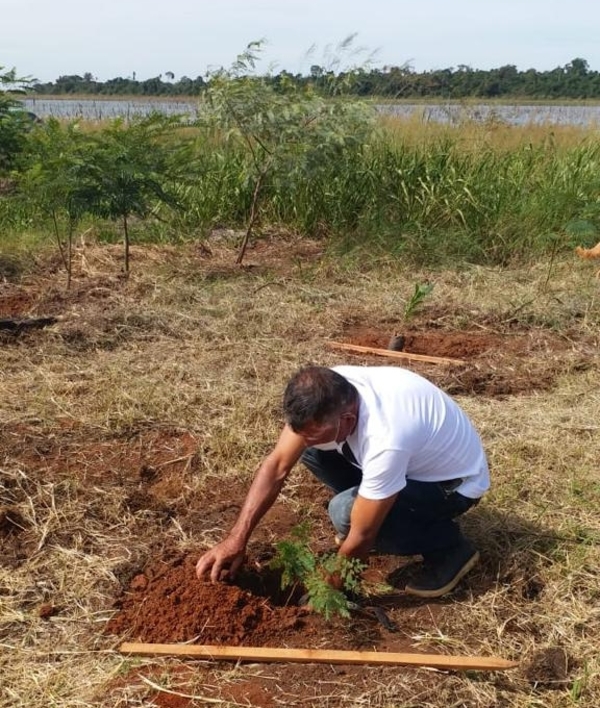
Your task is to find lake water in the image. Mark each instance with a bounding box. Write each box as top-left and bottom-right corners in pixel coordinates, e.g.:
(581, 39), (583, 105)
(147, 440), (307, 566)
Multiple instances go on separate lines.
(22, 97), (600, 127)
(23, 98), (196, 121)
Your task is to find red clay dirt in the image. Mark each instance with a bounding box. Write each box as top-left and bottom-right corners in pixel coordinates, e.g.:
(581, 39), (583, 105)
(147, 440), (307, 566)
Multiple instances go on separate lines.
(335, 318), (588, 397)
(104, 545), (438, 651)
(106, 554), (310, 646)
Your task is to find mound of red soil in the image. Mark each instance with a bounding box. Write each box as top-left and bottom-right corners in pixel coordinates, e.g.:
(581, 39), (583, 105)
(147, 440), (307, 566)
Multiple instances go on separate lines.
(106, 554), (309, 646)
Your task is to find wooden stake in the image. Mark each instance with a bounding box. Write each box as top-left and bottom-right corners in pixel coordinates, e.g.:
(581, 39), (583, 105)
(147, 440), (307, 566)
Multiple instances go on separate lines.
(120, 643), (518, 672)
(326, 341), (466, 366)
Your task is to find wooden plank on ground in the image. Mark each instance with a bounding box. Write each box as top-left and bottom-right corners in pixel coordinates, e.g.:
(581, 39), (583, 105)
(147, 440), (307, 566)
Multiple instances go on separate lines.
(326, 341), (466, 366)
(120, 642), (518, 671)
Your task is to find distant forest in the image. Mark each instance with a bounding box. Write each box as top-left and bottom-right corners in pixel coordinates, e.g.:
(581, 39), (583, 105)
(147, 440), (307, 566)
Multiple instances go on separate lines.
(30, 58), (600, 99)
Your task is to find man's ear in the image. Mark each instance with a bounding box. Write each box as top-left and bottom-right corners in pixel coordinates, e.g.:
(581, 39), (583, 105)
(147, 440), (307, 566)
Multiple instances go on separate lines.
(341, 410), (358, 435)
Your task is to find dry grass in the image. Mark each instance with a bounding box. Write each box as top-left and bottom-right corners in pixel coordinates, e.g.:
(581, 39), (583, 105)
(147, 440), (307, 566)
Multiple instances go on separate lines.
(379, 111), (600, 152)
(1, 239), (599, 707)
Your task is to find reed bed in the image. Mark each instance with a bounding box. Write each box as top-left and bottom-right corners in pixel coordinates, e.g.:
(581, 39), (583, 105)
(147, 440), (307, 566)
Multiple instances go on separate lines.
(2, 111), (600, 270)
(163, 120), (600, 267)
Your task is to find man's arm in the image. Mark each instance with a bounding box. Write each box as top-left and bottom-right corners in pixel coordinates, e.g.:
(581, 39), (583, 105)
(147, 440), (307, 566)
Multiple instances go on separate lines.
(196, 425), (306, 582)
(337, 493), (398, 561)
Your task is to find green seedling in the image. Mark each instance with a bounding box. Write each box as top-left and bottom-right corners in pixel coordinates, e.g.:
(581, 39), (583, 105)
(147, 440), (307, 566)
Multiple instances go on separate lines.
(404, 281), (434, 320)
(269, 523), (365, 620)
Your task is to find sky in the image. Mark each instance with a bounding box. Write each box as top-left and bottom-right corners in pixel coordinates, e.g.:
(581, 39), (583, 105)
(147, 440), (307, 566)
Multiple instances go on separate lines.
(3, 0), (600, 83)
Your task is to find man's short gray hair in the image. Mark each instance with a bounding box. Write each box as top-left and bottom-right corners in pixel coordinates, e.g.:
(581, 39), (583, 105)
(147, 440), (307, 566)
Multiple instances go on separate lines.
(282, 366), (357, 432)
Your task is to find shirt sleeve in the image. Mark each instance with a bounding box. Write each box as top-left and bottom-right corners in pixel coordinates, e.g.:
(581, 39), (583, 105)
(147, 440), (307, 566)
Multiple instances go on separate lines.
(358, 448), (411, 500)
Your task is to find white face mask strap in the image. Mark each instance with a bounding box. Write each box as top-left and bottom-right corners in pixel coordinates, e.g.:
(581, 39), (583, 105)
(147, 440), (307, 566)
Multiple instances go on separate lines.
(311, 440), (341, 452)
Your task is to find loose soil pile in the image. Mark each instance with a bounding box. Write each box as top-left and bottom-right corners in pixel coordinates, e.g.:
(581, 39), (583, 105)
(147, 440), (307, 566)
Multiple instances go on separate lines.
(104, 547), (435, 653)
(106, 554), (309, 646)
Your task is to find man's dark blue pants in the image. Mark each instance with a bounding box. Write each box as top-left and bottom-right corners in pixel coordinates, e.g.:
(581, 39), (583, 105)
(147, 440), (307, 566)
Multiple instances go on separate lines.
(301, 447), (478, 556)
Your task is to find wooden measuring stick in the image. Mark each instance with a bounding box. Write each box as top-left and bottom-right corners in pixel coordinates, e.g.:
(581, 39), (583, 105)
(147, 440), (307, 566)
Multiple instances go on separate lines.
(120, 643), (517, 671)
(326, 341), (466, 366)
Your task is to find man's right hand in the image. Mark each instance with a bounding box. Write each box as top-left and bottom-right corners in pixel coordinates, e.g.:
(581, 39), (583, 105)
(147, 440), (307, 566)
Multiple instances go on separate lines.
(195, 536), (246, 583)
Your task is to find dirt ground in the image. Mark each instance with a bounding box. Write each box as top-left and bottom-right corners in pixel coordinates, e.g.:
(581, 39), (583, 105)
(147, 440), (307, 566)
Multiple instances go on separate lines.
(1, 242), (598, 707)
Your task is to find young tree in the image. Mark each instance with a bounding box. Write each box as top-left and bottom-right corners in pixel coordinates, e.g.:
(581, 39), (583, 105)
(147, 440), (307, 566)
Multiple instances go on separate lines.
(0, 66), (35, 173)
(199, 41), (376, 264)
(84, 114), (185, 273)
(24, 119), (98, 287)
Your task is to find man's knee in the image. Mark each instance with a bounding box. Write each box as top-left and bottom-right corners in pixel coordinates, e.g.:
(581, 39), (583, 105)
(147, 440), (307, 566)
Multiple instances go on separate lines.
(328, 486), (359, 536)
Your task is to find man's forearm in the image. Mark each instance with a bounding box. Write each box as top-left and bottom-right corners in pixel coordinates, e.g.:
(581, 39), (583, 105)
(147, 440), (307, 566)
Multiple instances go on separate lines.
(338, 492), (398, 561)
(228, 459), (288, 545)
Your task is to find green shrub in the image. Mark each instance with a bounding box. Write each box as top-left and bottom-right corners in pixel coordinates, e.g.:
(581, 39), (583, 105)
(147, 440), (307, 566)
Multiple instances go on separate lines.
(0, 66), (35, 174)
(269, 523), (365, 620)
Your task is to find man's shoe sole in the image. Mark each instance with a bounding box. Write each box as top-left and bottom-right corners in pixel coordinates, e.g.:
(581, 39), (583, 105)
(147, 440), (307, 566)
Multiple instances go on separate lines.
(404, 550), (480, 599)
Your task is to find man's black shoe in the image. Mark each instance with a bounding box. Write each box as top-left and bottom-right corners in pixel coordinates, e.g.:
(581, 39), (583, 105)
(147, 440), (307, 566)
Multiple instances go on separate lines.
(404, 539), (479, 598)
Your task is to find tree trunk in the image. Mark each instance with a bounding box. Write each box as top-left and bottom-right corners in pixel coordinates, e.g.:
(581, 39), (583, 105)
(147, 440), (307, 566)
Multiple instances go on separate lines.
(123, 214), (130, 274)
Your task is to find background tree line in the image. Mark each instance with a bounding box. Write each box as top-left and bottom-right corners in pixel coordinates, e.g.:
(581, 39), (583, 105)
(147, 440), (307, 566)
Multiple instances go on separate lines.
(29, 58), (600, 100)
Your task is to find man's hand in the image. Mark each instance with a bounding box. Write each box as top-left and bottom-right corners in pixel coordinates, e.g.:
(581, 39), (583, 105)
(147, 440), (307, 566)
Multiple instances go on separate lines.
(196, 536), (246, 583)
